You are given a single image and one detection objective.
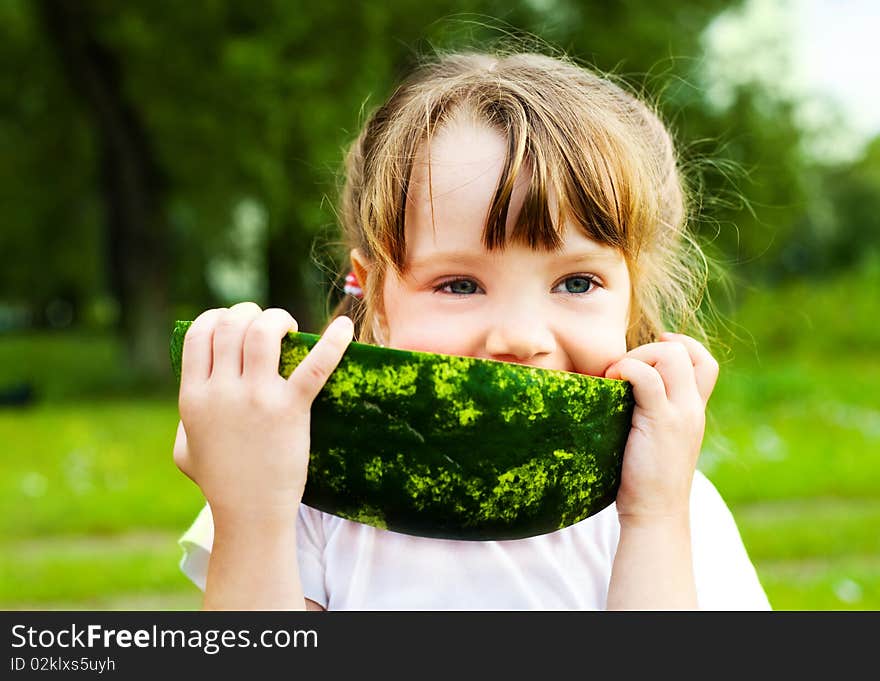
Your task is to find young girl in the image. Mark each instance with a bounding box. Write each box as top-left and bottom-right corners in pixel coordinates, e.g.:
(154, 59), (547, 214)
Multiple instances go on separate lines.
(174, 51), (770, 610)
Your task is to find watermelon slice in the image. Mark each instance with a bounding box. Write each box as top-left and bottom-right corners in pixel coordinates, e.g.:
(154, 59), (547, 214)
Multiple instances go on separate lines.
(170, 320), (633, 540)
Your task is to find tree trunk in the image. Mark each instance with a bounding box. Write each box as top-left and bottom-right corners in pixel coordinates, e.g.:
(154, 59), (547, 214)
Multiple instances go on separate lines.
(39, 0), (171, 382)
(266, 219), (317, 333)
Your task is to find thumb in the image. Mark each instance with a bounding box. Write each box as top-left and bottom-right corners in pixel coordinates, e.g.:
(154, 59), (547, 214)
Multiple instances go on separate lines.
(288, 316), (354, 404)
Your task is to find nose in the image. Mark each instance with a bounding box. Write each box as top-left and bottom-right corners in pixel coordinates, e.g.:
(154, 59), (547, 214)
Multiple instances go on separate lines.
(484, 310), (556, 364)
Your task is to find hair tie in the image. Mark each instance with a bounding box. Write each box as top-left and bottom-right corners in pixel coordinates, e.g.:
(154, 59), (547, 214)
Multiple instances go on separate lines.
(344, 270), (364, 299)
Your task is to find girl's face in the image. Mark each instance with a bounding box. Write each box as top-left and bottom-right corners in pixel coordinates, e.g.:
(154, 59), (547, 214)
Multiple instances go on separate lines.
(362, 118), (631, 377)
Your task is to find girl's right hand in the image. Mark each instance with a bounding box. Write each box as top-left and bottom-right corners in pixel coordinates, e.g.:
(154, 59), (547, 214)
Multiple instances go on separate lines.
(173, 302), (354, 521)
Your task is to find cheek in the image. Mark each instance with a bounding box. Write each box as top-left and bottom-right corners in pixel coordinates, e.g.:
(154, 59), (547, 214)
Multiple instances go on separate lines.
(386, 315), (469, 355)
(383, 273), (488, 355)
(563, 315), (629, 376)
(381, 287), (466, 354)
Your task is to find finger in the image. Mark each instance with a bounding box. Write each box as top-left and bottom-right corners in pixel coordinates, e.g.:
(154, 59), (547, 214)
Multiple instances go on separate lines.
(605, 357), (668, 413)
(288, 316), (354, 404)
(243, 308), (299, 380)
(211, 302), (263, 380)
(181, 308), (226, 385)
(616, 341), (700, 405)
(658, 332), (719, 406)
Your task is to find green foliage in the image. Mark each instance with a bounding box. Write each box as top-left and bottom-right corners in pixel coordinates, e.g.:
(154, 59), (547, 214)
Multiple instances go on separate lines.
(0, 1), (102, 310)
(721, 253), (880, 360)
(0, 332), (176, 400)
(2, 0), (818, 330)
(788, 138), (880, 275)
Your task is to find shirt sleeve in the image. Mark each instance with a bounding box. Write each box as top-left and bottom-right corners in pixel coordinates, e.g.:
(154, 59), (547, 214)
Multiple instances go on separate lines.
(176, 501), (330, 608)
(178, 503), (214, 593)
(690, 471), (772, 610)
(296, 504), (329, 609)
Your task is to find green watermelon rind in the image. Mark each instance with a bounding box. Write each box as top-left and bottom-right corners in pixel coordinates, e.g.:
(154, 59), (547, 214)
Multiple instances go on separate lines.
(170, 320), (634, 541)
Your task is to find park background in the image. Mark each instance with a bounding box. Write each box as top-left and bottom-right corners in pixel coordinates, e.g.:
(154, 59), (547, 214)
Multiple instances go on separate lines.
(1, 0), (878, 610)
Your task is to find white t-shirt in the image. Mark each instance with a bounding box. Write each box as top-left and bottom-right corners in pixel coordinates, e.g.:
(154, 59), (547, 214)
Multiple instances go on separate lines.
(178, 470), (771, 610)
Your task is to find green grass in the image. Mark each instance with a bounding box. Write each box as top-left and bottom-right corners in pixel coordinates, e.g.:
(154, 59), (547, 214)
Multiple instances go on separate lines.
(0, 261), (877, 609)
(0, 331), (175, 402)
(0, 399), (206, 610)
(1, 532), (200, 609)
(0, 400), (201, 538)
(698, 258), (880, 609)
(702, 359), (880, 502)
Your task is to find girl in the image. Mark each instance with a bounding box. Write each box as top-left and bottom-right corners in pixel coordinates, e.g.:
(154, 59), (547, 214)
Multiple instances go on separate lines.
(174, 51), (770, 610)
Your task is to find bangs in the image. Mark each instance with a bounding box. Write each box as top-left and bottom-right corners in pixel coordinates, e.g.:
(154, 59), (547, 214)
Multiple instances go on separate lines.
(420, 94), (646, 259)
(374, 56), (661, 275)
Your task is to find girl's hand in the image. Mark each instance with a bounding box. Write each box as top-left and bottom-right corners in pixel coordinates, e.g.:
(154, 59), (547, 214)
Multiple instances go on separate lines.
(603, 332), (719, 524)
(172, 302), (354, 521)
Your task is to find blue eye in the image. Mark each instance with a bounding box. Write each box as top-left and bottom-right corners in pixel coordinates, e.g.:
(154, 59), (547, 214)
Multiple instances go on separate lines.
(559, 276), (596, 294)
(435, 275), (598, 296)
(436, 279), (479, 295)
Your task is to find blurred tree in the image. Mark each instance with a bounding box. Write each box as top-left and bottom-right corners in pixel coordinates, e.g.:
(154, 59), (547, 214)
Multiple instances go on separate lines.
(791, 135), (880, 275)
(0, 1), (101, 327)
(4, 0), (859, 381)
(832, 135), (880, 265)
(680, 90), (811, 285)
(540, 2), (814, 293)
(38, 0), (171, 377)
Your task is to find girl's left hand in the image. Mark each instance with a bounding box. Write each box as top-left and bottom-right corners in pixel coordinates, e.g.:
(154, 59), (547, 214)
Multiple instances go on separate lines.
(603, 332), (719, 523)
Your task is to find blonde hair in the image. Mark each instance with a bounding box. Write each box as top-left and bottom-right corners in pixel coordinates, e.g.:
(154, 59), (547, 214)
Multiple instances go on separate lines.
(325, 50), (709, 350)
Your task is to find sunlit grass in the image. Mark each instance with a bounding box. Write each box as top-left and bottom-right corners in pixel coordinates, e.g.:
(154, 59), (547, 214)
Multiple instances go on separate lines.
(703, 360), (880, 503)
(0, 400), (203, 538)
(0, 531), (197, 606)
(755, 555), (880, 611)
